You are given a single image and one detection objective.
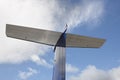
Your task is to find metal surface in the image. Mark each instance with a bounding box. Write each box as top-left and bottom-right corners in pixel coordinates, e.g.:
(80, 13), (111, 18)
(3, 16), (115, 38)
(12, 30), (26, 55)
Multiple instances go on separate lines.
(53, 27), (66, 80)
(6, 24), (61, 46)
(54, 26), (67, 51)
(53, 47), (66, 80)
(6, 24), (105, 48)
(66, 33), (105, 48)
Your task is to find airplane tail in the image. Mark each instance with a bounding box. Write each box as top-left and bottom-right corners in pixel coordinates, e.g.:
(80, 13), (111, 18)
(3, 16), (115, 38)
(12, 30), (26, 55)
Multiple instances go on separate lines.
(6, 24), (105, 80)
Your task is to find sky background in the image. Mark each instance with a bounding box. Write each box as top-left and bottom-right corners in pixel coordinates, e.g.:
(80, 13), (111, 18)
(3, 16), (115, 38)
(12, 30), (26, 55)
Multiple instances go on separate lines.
(0, 0), (120, 80)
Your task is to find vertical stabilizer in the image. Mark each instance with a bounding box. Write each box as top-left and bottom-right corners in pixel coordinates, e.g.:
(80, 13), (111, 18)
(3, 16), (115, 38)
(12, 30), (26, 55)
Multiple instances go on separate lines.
(53, 27), (66, 80)
(53, 47), (66, 80)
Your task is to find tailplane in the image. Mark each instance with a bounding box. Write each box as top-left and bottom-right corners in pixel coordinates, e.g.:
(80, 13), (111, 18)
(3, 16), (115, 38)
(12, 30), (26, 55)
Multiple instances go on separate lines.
(6, 24), (105, 48)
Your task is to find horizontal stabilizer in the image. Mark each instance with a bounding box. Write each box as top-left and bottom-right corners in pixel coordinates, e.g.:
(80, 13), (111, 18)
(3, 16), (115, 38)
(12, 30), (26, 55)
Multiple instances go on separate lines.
(66, 33), (105, 48)
(6, 24), (105, 48)
(6, 24), (61, 46)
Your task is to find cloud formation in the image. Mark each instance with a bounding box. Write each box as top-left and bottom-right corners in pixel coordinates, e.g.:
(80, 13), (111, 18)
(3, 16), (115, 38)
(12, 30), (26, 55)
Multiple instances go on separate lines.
(69, 65), (120, 80)
(0, 0), (104, 66)
(53, 0), (104, 29)
(0, 0), (56, 67)
(18, 67), (38, 80)
(31, 54), (52, 68)
(66, 64), (79, 73)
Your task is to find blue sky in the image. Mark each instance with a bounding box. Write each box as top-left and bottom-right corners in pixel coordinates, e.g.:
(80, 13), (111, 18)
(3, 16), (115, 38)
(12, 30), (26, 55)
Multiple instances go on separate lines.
(0, 0), (120, 80)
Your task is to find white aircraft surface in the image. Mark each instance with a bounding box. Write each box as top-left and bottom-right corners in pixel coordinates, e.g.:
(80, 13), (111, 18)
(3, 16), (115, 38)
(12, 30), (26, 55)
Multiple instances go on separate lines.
(6, 24), (105, 80)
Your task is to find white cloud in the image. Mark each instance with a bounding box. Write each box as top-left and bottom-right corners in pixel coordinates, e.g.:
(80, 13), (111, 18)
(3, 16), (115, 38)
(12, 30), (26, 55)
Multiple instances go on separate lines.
(109, 67), (120, 80)
(31, 55), (52, 68)
(0, 0), (104, 66)
(18, 67), (38, 80)
(66, 64), (79, 73)
(53, 0), (104, 29)
(0, 0), (56, 67)
(69, 65), (120, 80)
